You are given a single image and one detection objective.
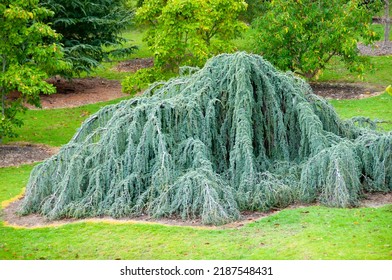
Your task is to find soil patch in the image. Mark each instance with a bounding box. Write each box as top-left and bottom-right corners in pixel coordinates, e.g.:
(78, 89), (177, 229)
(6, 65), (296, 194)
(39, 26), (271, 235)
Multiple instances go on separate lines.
(360, 192), (392, 208)
(3, 193), (391, 229)
(310, 82), (384, 100)
(35, 77), (128, 109)
(0, 143), (59, 168)
(358, 40), (392, 56)
(7, 77), (126, 110)
(114, 57), (154, 72)
(1, 198), (274, 229)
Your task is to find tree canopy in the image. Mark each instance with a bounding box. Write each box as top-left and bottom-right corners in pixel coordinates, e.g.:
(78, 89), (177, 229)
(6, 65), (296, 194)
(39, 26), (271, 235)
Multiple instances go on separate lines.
(0, 0), (67, 140)
(137, 0), (248, 70)
(251, 0), (382, 79)
(40, 0), (136, 76)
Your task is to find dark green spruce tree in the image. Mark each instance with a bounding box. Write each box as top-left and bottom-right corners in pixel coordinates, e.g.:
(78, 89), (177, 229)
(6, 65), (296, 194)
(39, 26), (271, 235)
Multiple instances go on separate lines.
(41, 0), (136, 76)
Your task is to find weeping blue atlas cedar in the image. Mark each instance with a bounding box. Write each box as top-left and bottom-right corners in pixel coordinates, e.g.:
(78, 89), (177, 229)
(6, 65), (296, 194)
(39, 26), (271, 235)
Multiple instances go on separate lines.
(19, 52), (392, 225)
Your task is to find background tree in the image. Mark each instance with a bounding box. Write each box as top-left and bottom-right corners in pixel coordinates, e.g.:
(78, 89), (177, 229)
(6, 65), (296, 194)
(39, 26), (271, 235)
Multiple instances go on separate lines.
(384, 0), (390, 44)
(239, 0), (269, 24)
(40, 0), (136, 76)
(252, 0), (383, 79)
(0, 0), (67, 141)
(137, 0), (248, 70)
(361, 0), (392, 44)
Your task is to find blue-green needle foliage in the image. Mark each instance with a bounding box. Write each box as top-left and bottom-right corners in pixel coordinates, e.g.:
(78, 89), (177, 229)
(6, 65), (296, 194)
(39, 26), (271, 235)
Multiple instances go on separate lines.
(20, 53), (392, 225)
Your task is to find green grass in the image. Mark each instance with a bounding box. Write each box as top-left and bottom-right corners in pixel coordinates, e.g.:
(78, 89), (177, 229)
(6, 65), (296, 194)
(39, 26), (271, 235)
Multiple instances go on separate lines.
(319, 56), (392, 86)
(372, 24), (392, 41)
(122, 28), (153, 59)
(2, 98), (129, 147)
(0, 165), (34, 203)
(0, 163), (391, 260)
(90, 28), (153, 81)
(330, 92), (392, 131)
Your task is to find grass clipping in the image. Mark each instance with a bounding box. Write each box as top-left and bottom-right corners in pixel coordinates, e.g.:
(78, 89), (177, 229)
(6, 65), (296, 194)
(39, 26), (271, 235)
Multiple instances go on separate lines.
(20, 53), (392, 225)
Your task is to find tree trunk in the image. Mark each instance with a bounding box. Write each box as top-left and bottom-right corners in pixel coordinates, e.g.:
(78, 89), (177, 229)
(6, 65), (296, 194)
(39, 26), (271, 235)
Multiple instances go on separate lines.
(0, 57), (6, 143)
(1, 56), (6, 117)
(385, 0), (390, 45)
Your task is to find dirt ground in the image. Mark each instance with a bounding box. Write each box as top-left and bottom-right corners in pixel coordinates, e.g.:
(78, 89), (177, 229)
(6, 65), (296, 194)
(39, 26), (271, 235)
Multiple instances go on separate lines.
(310, 82), (384, 100)
(0, 143), (59, 168)
(3, 192), (392, 229)
(2, 198), (275, 229)
(114, 57), (154, 72)
(32, 77), (127, 109)
(358, 40), (392, 56)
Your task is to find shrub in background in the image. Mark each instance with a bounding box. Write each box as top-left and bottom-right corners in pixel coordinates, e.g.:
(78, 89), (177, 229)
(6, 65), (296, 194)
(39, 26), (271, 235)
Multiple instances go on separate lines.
(0, 0), (67, 140)
(252, 0), (382, 79)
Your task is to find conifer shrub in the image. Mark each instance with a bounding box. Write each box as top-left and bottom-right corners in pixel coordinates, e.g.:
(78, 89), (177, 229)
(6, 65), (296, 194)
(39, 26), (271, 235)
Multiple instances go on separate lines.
(19, 53), (392, 225)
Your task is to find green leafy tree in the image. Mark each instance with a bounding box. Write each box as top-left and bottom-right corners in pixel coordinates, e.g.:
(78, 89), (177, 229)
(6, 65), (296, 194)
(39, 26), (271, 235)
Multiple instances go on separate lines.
(252, 0), (382, 79)
(0, 0), (67, 141)
(40, 0), (136, 76)
(240, 0), (269, 23)
(137, 0), (248, 70)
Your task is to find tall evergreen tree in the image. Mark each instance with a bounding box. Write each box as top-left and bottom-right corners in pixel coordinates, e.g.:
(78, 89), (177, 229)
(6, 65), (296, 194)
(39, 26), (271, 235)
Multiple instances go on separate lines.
(41, 0), (136, 76)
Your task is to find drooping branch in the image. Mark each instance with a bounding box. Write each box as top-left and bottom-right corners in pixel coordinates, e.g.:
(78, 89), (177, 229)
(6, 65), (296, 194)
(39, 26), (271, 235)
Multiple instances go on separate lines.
(19, 52), (392, 225)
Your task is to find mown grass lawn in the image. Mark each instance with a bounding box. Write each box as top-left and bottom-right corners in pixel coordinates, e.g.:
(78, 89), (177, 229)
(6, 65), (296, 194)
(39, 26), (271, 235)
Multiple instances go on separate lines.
(1, 98), (130, 146)
(0, 206), (391, 260)
(319, 55), (392, 86)
(330, 92), (392, 131)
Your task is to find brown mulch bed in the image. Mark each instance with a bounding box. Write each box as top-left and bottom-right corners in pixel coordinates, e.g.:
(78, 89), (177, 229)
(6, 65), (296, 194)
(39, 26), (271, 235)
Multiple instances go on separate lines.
(35, 77), (127, 109)
(358, 40), (392, 56)
(7, 77), (126, 110)
(310, 82), (384, 100)
(0, 143), (59, 168)
(114, 57), (154, 72)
